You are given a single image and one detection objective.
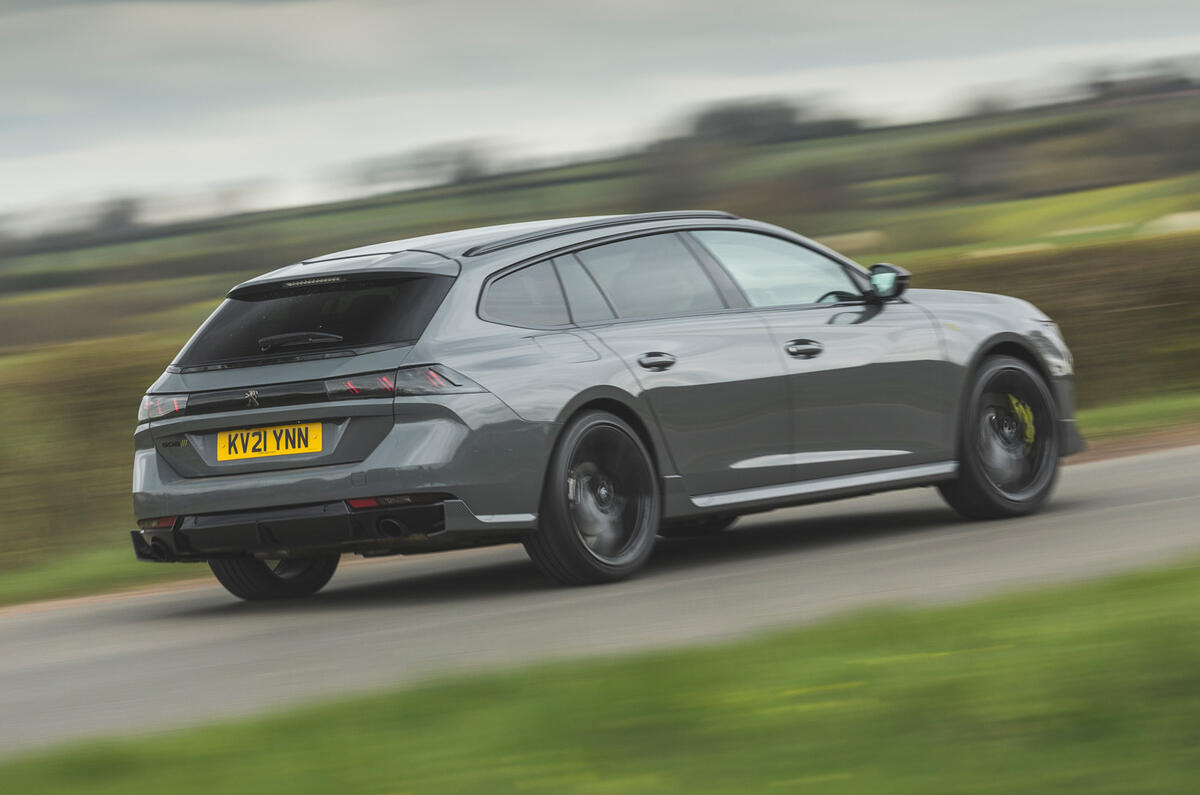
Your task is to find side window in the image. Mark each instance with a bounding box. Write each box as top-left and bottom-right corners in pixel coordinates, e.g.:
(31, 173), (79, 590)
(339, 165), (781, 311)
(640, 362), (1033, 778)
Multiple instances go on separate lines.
(553, 255), (615, 323)
(482, 260), (569, 327)
(691, 230), (861, 308)
(574, 233), (726, 320)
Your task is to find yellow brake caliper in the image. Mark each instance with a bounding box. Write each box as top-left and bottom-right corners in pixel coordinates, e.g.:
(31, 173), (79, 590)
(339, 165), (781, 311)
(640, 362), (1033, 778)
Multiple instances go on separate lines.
(1007, 395), (1036, 445)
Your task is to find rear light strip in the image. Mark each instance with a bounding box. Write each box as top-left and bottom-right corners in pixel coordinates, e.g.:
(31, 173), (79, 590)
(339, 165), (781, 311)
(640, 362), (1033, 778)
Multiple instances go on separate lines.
(139, 366), (481, 421)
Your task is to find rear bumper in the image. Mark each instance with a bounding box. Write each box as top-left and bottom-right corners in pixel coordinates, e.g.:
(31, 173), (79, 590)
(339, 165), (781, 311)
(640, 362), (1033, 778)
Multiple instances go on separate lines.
(131, 498), (532, 563)
(133, 392), (556, 537)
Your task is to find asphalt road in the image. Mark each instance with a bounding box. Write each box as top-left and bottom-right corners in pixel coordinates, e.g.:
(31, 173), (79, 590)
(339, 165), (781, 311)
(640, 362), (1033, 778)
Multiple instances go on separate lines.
(3, 446), (1199, 757)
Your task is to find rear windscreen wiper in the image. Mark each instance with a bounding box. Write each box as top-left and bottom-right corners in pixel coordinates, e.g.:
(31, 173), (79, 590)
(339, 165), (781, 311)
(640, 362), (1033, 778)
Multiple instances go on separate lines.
(257, 331), (344, 352)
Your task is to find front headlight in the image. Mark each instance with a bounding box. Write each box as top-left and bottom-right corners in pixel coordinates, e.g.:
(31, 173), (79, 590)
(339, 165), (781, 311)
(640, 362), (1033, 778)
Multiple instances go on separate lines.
(1032, 319), (1072, 376)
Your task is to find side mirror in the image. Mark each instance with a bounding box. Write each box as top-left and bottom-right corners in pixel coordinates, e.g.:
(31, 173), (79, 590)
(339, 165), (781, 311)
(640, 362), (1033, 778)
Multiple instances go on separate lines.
(868, 263), (910, 301)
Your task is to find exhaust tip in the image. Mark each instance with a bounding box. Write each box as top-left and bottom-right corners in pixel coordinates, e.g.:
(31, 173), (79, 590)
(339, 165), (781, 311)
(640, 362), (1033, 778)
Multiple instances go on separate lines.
(377, 518), (408, 538)
(148, 538), (173, 562)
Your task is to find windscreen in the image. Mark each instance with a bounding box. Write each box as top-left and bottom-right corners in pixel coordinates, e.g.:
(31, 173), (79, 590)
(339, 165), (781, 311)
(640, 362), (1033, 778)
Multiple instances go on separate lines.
(175, 275), (453, 367)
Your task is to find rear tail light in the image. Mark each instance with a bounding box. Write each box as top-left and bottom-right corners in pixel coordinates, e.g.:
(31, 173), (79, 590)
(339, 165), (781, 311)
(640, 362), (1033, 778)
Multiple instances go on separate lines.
(139, 395), (188, 422)
(392, 365), (482, 396)
(139, 365), (482, 422)
(137, 516), (177, 530)
(324, 372), (397, 400)
(325, 366), (482, 400)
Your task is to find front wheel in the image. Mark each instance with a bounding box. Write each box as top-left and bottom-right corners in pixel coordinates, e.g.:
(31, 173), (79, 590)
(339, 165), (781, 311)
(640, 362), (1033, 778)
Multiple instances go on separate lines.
(938, 355), (1059, 520)
(523, 411), (660, 585)
(208, 554), (340, 600)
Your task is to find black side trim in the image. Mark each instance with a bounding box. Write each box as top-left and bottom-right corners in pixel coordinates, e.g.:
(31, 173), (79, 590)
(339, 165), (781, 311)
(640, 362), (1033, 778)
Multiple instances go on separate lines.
(461, 211), (739, 257)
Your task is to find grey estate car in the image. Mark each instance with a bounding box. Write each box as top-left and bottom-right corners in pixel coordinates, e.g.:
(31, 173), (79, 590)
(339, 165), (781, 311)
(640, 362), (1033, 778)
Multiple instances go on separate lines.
(132, 211), (1084, 600)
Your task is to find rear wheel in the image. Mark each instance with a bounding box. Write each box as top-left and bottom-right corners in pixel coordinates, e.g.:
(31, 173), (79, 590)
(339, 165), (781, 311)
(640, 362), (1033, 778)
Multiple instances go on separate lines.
(208, 554), (340, 600)
(938, 355), (1059, 519)
(523, 411), (660, 585)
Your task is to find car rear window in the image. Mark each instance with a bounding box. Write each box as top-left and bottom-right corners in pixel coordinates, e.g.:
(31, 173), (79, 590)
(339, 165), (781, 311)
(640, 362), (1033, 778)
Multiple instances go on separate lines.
(175, 275), (453, 367)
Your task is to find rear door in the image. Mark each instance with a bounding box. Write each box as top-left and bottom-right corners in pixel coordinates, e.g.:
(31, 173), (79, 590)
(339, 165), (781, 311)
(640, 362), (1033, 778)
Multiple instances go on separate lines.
(147, 273), (453, 478)
(688, 230), (952, 482)
(563, 233), (793, 496)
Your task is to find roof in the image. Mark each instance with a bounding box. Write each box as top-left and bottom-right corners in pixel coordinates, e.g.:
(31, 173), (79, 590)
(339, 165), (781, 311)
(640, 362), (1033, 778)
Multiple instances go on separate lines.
(302, 211), (739, 263)
(231, 211), (742, 295)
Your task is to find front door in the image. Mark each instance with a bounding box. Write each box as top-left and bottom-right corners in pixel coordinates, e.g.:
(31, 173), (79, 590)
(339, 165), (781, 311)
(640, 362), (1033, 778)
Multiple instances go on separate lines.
(687, 229), (952, 483)
(561, 233), (794, 496)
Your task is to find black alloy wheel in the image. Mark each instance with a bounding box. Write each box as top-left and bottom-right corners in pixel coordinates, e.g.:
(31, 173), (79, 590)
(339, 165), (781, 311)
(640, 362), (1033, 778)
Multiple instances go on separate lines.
(524, 411), (660, 584)
(939, 355), (1059, 519)
(208, 554), (340, 600)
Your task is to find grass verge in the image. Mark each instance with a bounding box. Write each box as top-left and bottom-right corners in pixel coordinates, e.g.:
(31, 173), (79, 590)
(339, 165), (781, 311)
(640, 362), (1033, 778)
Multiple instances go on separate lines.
(4, 560), (1200, 792)
(0, 545), (203, 608)
(1077, 391), (1200, 442)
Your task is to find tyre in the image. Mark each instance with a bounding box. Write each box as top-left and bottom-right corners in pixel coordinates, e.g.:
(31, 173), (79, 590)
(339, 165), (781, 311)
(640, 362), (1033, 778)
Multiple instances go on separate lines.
(208, 554), (340, 600)
(658, 514), (737, 538)
(523, 410), (660, 584)
(938, 355), (1059, 520)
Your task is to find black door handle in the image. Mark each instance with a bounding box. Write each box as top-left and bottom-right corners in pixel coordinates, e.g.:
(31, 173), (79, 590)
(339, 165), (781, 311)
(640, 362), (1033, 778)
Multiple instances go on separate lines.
(785, 339), (824, 359)
(637, 352), (677, 371)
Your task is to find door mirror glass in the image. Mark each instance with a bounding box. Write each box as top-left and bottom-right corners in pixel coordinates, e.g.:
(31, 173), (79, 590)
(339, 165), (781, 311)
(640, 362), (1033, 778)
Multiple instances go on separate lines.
(868, 263), (910, 300)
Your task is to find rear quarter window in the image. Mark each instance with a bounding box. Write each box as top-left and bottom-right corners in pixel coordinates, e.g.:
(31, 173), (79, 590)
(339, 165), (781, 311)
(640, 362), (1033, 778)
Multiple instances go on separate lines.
(481, 260), (570, 327)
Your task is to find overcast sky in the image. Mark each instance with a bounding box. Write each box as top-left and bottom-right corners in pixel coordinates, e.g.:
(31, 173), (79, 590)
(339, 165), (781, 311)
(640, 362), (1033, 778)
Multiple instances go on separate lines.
(4, 0), (1200, 219)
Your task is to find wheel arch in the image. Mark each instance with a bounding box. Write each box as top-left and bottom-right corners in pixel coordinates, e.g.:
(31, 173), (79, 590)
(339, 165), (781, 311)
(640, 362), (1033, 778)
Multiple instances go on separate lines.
(529, 388), (675, 521)
(971, 333), (1053, 386)
(950, 333), (1058, 455)
(551, 387), (672, 478)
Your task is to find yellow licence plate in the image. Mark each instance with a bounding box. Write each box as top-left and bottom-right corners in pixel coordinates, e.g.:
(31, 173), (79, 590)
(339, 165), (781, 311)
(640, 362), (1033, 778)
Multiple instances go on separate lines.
(216, 422), (322, 461)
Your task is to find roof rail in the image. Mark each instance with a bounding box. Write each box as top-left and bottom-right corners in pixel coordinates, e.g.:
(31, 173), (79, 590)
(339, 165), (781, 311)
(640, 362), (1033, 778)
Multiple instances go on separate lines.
(461, 210), (739, 257)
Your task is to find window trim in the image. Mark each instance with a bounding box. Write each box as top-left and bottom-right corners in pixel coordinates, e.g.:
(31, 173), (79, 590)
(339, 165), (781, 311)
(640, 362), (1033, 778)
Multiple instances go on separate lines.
(475, 224), (878, 330)
(683, 229), (870, 311)
(553, 253), (619, 324)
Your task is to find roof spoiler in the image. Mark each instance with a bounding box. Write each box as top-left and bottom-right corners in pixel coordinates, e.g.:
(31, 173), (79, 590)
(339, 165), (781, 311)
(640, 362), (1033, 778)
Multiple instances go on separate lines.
(227, 251), (459, 299)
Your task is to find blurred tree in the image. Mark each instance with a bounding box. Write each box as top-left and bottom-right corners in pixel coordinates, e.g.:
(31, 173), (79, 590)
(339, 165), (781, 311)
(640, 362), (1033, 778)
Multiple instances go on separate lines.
(93, 196), (141, 233)
(691, 99), (800, 145)
(357, 141), (494, 189)
(634, 139), (715, 211)
(688, 98), (860, 146)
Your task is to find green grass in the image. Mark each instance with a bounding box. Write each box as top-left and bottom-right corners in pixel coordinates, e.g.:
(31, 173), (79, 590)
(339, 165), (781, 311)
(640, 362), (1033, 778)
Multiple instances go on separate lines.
(0, 545), (202, 607)
(4, 560), (1200, 792)
(1077, 392), (1200, 441)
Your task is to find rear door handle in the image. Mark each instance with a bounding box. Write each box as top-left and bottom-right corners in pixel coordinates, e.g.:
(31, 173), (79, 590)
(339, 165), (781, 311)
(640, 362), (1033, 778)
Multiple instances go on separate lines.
(637, 352), (677, 371)
(785, 339), (824, 359)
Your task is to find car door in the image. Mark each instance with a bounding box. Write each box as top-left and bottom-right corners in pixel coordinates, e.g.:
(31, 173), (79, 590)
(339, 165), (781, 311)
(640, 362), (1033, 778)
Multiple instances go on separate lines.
(688, 229), (954, 483)
(560, 233), (794, 497)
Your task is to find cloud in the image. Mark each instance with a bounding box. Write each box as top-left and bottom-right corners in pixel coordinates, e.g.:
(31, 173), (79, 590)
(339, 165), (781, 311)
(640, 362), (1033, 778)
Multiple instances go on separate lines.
(3, 0), (1200, 214)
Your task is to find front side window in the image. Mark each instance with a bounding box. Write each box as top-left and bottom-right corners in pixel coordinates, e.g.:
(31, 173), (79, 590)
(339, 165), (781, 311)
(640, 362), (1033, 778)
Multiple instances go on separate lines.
(691, 230), (861, 308)
(481, 260), (570, 327)
(574, 233), (725, 320)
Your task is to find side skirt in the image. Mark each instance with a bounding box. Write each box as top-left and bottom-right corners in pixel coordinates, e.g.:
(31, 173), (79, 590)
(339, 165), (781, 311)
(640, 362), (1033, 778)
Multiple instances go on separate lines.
(688, 461), (959, 510)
